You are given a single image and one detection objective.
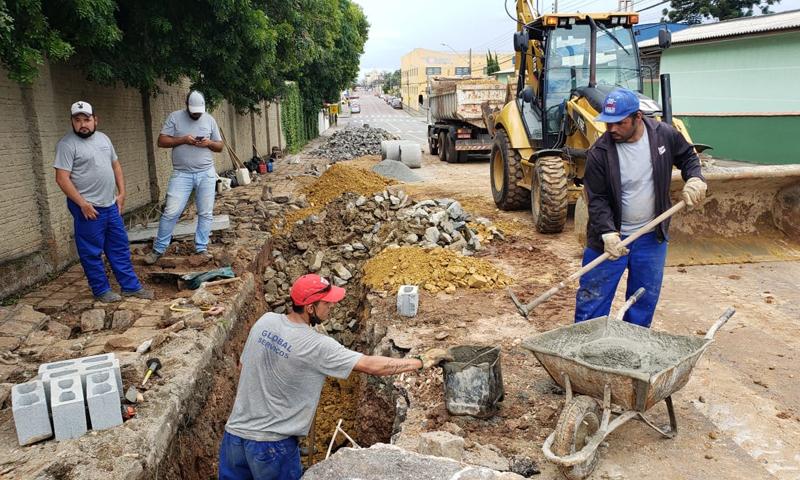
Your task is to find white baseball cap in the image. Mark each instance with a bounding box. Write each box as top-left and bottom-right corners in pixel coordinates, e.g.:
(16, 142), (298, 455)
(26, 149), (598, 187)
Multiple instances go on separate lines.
(71, 101), (93, 117)
(187, 91), (206, 114)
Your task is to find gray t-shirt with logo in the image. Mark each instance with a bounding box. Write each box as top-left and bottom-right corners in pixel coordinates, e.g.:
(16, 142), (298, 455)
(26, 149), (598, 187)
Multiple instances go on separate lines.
(160, 110), (221, 172)
(53, 131), (118, 208)
(225, 312), (363, 442)
(616, 129), (656, 236)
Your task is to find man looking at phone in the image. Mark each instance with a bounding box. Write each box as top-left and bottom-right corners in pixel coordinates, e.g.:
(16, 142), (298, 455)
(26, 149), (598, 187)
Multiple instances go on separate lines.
(145, 90), (223, 264)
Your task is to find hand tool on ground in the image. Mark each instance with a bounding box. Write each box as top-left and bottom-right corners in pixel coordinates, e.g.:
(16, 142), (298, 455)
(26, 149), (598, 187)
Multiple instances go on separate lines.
(509, 200), (687, 318)
(141, 358), (162, 387)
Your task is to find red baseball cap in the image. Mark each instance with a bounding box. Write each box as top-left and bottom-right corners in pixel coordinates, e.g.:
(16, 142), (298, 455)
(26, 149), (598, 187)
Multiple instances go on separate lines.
(290, 274), (346, 306)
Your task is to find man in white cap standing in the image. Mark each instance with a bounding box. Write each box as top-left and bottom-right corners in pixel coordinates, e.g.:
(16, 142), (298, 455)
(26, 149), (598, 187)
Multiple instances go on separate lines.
(145, 90), (223, 264)
(54, 101), (153, 302)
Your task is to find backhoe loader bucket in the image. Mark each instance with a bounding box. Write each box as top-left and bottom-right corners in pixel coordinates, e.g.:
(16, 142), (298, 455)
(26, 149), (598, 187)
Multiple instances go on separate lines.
(666, 164), (800, 266)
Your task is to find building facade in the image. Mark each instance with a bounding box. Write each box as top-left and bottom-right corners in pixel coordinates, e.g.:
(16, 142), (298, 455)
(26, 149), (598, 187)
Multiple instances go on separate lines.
(639, 11), (800, 164)
(400, 48), (514, 112)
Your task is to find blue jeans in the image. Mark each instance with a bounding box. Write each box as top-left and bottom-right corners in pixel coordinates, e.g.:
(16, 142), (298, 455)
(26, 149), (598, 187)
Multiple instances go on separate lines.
(574, 232), (667, 328)
(153, 168), (216, 254)
(67, 199), (143, 297)
(218, 432), (302, 480)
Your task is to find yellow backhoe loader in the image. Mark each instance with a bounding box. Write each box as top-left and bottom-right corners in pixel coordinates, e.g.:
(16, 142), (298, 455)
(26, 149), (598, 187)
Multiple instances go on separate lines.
(487, 1), (800, 265)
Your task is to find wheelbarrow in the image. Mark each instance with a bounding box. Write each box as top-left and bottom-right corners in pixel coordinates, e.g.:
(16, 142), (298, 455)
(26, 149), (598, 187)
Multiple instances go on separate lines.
(521, 288), (736, 480)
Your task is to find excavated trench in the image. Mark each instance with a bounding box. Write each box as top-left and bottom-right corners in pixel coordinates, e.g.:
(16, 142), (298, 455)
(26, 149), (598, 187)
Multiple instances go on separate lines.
(153, 166), (510, 477)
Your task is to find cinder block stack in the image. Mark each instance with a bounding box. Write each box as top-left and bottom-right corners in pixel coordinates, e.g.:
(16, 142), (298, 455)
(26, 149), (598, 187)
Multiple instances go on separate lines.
(11, 352), (126, 445)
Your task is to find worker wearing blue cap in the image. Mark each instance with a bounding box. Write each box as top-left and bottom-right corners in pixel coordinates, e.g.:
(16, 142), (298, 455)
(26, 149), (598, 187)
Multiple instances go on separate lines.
(575, 88), (707, 327)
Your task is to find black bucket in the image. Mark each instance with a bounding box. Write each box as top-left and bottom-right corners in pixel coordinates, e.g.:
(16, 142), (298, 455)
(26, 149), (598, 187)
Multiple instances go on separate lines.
(442, 345), (504, 418)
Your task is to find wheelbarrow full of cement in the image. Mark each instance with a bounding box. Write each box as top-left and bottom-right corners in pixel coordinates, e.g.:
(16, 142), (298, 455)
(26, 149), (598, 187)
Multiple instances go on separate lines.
(521, 289), (735, 480)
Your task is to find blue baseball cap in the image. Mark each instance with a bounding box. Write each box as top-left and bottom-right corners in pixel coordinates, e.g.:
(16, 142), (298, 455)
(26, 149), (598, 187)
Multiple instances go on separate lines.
(595, 88), (640, 123)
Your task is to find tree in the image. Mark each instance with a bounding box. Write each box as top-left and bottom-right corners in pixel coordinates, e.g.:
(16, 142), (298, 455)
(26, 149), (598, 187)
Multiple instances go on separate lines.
(486, 51), (500, 75)
(382, 69), (400, 94)
(661, 0), (781, 24)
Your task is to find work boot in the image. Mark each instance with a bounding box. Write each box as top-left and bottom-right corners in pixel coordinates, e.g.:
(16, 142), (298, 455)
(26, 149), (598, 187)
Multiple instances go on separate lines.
(122, 288), (155, 300)
(143, 250), (163, 265)
(196, 251), (214, 263)
(95, 290), (122, 303)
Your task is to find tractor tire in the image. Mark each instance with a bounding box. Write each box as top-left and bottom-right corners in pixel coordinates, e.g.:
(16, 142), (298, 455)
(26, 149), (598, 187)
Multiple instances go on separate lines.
(490, 129), (531, 211)
(552, 395), (601, 480)
(531, 155), (569, 233)
(438, 132), (447, 161)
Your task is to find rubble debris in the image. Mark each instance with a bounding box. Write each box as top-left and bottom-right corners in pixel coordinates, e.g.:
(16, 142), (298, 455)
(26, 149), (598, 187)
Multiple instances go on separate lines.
(80, 309), (106, 333)
(310, 126), (399, 162)
(363, 246), (511, 294)
(417, 430), (465, 461)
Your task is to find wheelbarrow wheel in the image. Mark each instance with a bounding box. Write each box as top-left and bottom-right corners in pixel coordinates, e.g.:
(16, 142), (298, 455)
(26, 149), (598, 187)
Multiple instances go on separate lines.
(553, 395), (601, 480)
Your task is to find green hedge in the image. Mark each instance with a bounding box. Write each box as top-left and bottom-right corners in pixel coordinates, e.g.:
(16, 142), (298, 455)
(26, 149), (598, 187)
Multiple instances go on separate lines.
(281, 82), (306, 153)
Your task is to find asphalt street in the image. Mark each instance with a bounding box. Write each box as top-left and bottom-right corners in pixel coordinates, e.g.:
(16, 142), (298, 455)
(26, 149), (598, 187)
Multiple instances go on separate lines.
(341, 94), (429, 148)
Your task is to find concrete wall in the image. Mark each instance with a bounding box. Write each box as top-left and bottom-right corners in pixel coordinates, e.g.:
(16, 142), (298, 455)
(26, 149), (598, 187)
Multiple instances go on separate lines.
(659, 31), (800, 163)
(0, 62), (288, 299)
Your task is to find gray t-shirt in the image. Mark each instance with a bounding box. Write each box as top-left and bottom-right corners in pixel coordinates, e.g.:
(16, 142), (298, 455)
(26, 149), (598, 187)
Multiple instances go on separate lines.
(160, 110), (221, 172)
(53, 131), (118, 208)
(225, 313), (363, 442)
(616, 129), (656, 236)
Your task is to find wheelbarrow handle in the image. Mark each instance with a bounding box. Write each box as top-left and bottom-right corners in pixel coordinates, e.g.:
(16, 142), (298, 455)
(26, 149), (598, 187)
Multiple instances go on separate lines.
(705, 307), (736, 340)
(614, 287), (646, 322)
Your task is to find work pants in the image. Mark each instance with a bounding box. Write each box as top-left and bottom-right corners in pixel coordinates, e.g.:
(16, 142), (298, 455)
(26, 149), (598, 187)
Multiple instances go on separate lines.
(218, 431), (302, 480)
(68, 199), (142, 297)
(153, 168), (216, 254)
(574, 231), (667, 328)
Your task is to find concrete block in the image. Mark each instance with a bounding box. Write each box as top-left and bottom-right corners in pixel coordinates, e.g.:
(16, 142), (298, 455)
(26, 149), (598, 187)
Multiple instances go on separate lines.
(397, 285), (419, 317)
(11, 380), (53, 445)
(86, 371), (122, 430)
(81, 358), (123, 399)
(50, 374), (87, 440)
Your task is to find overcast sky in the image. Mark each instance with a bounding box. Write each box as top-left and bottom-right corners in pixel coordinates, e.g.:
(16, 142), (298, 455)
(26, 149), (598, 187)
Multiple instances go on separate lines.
(353, 0), (800, 78)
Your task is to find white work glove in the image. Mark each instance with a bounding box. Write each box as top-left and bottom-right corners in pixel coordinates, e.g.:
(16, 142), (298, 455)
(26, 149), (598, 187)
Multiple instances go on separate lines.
(601, 232), (629, 260)
(418, 348), (455, 369)
(682, 177), (707, 210)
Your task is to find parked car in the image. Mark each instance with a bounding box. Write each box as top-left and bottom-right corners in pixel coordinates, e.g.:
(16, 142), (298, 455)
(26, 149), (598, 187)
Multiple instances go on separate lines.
(350, 102), (361, 113)
(391, 98), (402, 109)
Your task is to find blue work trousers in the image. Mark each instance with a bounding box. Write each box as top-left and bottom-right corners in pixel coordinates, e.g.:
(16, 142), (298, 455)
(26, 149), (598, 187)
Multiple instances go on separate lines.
(574, 232), (667, 328)
(218, 431), (302, 480)
(67, 199), (142, 297)
(153, 168), (216, 254)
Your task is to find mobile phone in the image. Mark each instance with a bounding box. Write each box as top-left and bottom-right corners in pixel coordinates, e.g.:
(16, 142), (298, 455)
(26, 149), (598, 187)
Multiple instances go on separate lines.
(194, 136), (205, 141)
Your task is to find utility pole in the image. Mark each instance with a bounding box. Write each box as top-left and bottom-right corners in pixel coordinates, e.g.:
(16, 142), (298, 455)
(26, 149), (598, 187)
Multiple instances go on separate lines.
(554, 0), (558, 13)
(469, 48), (472, 75)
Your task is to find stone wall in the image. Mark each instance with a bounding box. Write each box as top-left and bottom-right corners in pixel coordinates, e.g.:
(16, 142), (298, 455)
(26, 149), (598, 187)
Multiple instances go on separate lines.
(0, 62), (287, 299)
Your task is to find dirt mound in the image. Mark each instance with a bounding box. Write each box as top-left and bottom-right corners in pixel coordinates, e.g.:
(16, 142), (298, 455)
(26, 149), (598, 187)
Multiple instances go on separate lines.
(362, 246), (511, 294)
(282, 163), (395, 227)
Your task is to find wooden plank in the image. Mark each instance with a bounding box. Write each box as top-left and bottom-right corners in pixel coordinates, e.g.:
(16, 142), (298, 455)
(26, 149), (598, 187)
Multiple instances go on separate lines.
(126, 215), (231, 242)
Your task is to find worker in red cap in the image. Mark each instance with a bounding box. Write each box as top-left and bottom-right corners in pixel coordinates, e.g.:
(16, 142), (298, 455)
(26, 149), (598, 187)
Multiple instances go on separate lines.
(219, 274), (452, 479)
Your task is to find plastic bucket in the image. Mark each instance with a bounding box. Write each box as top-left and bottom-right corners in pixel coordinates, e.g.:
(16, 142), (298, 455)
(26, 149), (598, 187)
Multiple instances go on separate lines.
(442, 345), (504, 418)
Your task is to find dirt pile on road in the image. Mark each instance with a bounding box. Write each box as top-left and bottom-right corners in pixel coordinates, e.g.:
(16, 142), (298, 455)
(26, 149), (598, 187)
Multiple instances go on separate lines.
(281, 163), (394, 228)
(311, 126), (400, 161)
(362, 246), (511, 294)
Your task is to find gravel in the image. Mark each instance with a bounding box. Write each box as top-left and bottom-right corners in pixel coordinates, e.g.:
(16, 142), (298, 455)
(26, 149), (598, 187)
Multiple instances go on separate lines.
(372, 159), (422, 182)
(311, 126), (399, 161)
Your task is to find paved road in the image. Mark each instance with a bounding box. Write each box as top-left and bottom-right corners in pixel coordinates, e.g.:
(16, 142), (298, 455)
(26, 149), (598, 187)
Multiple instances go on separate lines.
(341, 94), (429, 148)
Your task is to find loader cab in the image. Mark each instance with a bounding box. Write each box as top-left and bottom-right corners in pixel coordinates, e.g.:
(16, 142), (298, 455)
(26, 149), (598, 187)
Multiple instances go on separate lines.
(516, 13), (642, 148)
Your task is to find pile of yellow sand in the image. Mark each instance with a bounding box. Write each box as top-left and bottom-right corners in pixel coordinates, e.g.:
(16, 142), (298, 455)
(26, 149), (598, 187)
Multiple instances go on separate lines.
(362, 246), (511, 294)
(281, 163), (394, 227)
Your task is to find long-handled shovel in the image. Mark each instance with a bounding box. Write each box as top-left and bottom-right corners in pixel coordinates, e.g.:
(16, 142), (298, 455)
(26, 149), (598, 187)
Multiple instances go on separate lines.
(509, 200), (687, 318)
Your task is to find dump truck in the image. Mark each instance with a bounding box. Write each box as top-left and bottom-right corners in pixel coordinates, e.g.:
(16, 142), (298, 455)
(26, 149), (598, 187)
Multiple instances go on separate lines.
(486, 2), (800, 266)
(426, 76), (506, 163)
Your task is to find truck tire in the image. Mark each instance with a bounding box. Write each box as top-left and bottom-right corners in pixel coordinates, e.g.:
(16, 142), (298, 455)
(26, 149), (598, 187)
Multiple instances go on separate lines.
(428, 131), (439, 156)
(438, 132), (447, 161)
(531, 155), (569, 233)
(490, 130), (530, 211)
